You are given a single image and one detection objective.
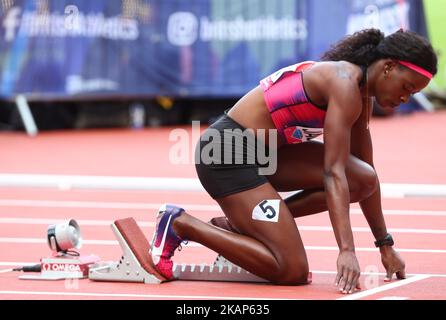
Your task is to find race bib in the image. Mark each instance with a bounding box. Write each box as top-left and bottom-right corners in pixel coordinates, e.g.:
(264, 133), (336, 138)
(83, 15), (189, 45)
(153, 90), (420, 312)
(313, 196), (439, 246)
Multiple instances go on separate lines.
(252, 200), (280, 223)
(283, 126), (324, 144)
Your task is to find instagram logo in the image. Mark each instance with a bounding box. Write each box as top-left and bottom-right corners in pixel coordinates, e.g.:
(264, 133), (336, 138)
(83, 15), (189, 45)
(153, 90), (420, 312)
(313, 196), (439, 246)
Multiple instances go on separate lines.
(167, 12), (198, 46)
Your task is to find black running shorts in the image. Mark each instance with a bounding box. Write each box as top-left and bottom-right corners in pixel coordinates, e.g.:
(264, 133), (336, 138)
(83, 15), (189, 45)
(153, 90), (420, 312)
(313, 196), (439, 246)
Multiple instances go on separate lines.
(195, 112), (269, 199)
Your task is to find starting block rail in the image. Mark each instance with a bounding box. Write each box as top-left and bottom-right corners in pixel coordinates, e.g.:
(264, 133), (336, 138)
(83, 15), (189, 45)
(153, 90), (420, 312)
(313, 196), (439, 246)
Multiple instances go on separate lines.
(174, 255), (269, 283)
(89, 217), (270, 284)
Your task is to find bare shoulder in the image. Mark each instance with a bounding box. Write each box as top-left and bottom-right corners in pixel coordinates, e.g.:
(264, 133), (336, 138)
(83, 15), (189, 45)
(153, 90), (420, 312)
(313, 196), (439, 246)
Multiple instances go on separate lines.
(311, 61), (363, 87)
(303, 61), (363, 111)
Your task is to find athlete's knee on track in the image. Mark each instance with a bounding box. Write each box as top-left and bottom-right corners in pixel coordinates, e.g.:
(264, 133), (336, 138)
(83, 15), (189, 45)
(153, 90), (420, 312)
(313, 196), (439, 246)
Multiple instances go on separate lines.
(270, 260), (310, 286)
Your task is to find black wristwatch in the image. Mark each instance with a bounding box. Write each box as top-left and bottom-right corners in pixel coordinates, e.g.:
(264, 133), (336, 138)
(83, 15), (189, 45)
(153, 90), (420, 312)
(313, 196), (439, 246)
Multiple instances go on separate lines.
(374, 233), (394, 247)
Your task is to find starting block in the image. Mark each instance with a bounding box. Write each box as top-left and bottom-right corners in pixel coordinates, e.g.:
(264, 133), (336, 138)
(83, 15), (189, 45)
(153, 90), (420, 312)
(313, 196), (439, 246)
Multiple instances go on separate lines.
(89, 217), (270, 284)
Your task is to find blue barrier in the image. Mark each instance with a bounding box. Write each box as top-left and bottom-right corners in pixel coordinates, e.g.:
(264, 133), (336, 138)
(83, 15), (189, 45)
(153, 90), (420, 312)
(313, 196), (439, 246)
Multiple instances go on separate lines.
(0, 0), (426, 99)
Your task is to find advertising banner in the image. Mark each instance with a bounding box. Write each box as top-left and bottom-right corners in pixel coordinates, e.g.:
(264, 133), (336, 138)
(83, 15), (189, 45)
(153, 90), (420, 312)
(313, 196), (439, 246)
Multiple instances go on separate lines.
(0, 0), (426, 99)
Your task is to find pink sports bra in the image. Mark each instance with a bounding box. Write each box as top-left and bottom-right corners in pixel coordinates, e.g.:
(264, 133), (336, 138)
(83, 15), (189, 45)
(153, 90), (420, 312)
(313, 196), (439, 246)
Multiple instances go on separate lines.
(260, 61), (327, 145)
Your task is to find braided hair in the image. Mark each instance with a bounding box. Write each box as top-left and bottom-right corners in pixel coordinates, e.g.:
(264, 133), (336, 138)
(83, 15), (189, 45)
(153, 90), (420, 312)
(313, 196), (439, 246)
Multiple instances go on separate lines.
(321, 28), (437, 76)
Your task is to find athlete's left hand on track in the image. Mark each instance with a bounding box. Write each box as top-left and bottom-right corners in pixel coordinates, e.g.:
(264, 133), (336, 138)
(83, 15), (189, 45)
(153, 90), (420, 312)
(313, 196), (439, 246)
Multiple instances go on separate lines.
(380, 246), (406, 282)
(335, 251), (361, 294)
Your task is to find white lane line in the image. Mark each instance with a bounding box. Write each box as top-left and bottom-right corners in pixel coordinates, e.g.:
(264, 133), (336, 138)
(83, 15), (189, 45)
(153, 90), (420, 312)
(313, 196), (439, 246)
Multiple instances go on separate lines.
(337, 275), (430, 300)
(0, 218), (154, 227)
(3, 263), (446, 278)
(0, 199), (219, 212)
(0, 268), (13, 274)
(358, 209), (446, 217)
(1, 217), (446, 235)
(1, 173), (446, 198)
(0, 174), (205, 192)
(384, 228), (446, 235)
(0, 199), (214, 211)
(1, 199), (446, 217)
(0, 262), (38, 267)
(305, 246), (446, 253)
(299, 226), (446, 235)
(0, 238), (118, 245)
(0, 290), (298, 300)
(311, 270), (446, 278)
(0, 175), (204, 191)
(0, 237), (445, 253)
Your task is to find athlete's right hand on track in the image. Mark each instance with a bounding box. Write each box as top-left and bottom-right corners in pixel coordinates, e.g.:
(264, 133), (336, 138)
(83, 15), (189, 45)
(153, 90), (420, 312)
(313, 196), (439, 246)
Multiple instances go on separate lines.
(335, 251), (361, 294)
(380, 246), (406, 282)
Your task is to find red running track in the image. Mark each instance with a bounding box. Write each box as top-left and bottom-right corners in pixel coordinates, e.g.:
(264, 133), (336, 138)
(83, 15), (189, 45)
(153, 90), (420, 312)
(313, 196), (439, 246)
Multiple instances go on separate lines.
(1, 110), (446, 300)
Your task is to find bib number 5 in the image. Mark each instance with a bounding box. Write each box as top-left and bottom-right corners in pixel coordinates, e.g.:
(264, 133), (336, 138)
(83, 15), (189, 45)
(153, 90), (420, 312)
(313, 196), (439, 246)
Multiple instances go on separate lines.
(252, 200), (281, 223)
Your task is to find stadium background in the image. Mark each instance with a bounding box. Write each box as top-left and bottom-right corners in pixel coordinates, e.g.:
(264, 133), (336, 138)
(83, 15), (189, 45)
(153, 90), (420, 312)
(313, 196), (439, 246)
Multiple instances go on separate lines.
(0, 0), (444, 133)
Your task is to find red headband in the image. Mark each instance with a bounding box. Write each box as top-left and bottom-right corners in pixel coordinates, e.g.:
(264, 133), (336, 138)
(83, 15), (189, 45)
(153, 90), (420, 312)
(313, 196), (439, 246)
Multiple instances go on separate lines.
(398, 61), (433, 80)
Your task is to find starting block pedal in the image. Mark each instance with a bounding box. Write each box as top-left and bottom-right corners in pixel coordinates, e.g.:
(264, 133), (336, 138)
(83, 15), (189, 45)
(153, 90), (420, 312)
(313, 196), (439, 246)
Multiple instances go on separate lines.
(89, 218), (166, 284)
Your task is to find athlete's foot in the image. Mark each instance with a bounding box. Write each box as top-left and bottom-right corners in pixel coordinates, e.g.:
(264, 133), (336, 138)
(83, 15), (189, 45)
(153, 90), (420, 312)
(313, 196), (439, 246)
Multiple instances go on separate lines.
(150, 204), (187, 280)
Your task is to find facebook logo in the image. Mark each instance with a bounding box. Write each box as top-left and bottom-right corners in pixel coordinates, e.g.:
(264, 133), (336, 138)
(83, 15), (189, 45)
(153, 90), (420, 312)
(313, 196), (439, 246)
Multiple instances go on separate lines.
(2, 7), (21, 41)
